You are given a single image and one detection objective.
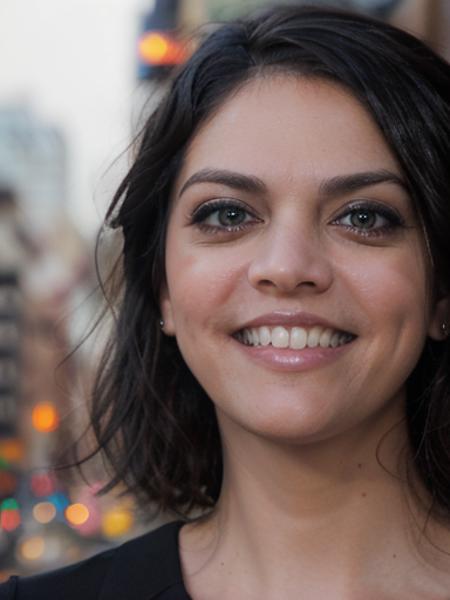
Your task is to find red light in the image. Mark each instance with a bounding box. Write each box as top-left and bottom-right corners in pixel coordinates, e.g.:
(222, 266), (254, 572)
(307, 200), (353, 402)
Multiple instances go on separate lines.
(30, 472), (56, 497)
(0, 505), (21, 532)
(0, 471), (17, 496)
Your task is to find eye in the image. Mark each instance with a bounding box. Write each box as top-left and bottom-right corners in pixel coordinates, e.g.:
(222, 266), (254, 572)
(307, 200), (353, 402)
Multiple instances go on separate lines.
(191, 199), (260, 233)
(332, 202), (404, 236)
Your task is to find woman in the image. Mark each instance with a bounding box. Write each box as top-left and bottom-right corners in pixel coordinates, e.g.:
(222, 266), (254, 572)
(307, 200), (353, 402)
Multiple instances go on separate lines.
(2, 5), (450, 598)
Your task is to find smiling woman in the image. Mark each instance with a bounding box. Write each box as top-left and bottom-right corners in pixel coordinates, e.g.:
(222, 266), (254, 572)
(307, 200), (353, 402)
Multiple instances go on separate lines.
(3, 4), (450, 600)
(161, 76), (432, 454)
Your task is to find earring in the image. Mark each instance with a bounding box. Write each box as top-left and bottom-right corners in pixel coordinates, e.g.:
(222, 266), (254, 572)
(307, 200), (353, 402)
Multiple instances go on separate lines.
(159, 319), (165, 329)
(441, 322), (448, 338)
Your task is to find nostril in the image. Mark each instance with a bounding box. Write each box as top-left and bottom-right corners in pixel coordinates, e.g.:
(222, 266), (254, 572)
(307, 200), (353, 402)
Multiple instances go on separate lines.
(258, 279), (275, 287)
(257, 278), (317, 290)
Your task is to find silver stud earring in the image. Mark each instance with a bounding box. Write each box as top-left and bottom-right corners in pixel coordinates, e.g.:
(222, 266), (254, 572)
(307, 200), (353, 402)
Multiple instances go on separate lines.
(441, 322), (448, 338)
(159, 319), (165, 329)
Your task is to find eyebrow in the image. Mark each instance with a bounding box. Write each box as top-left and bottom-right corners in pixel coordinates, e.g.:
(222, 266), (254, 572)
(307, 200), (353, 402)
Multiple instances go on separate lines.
(178, 168), (267, 198)
(177, 167), (407, 199)
(318, 169), (407, 197)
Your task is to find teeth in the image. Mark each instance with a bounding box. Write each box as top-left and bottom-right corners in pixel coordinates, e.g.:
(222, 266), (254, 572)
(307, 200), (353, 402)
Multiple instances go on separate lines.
(237, 326), (353, 349)
(251, 328), (260, 345)
(330, 332), (340, 348)
(319, 328), (333, 348)
(272, 326), (289, 348)
(259, 326), (271, 346)
(306, 326), (322, 348)
(290, 327), (307, 349)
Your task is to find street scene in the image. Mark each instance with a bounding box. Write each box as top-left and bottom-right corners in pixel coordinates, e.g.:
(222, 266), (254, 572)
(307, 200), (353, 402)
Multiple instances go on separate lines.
(1, 0), (449, 580)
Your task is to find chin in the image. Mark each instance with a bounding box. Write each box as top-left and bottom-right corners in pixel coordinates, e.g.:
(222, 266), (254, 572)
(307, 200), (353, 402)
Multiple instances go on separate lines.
(217, 394), (350, 446)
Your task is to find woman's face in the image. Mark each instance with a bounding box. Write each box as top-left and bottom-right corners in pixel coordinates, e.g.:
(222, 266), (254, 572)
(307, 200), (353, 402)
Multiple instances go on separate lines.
(161, 75), (447, 444)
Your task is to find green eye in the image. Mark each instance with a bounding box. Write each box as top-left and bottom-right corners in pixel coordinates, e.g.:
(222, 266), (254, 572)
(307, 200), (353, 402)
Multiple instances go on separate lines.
(191, 199), (260, 233)
(349, 209), (378, 229)
(333, 202), (403, 236)
(216, 206), (247, 227)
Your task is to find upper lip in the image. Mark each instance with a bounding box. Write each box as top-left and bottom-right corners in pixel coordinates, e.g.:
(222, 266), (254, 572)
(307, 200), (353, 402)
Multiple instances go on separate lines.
(234, 311), (355, 334)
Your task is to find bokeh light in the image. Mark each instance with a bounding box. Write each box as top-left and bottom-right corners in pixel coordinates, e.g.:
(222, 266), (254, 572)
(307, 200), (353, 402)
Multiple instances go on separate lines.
(0, 438), (24, 462)
(47, 492), (69, 514)
(19, 536), (45, 561)
(30, 471), (56, 497)
(33, 501), (56, 524)
(101, 506), (133, 539)
(31, 402), (59, 433)
(65, 503), (89, 527)
(138, 32), (186, 66)
(0, 498), (21, 532)
(0, 462), (18, 496)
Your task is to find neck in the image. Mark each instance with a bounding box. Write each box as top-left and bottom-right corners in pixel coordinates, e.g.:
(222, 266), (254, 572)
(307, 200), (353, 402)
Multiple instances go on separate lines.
(180, 402), (450, 598)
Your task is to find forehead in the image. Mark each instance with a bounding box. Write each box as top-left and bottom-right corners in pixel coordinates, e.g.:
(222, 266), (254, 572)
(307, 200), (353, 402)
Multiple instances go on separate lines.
(175, 75), (400, 195)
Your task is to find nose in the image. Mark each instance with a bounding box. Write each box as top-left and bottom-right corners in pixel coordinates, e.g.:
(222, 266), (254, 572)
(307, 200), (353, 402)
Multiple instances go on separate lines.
(247, 220), (334, 295)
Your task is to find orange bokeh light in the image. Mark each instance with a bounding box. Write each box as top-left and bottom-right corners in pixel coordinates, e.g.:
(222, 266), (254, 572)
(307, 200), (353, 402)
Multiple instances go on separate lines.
(138, 32), (186, 66)
(0, 438), (24, 462)
(65, 503), (89, 526)
(31, 403), (59, 433)
(20, 536), (45, 561)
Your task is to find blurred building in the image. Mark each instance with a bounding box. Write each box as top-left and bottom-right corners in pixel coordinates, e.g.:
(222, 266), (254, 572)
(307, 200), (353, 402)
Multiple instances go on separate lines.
(0, 108), (140, 578)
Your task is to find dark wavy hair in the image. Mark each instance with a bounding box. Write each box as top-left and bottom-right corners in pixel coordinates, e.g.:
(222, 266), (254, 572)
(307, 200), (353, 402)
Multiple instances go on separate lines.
(82, 5), (450, 520)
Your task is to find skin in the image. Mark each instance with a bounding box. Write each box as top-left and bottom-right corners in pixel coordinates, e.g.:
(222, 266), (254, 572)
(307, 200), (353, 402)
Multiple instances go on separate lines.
(160, 76), (450, 598)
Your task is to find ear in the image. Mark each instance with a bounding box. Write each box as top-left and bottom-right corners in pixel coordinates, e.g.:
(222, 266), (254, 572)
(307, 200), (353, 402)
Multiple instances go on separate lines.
(428, 295), (450, 341)
(159, 282), (176, 336)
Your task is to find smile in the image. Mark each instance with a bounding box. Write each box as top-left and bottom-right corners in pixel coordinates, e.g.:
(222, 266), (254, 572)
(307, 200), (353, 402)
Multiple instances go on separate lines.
(235, 326), (355, 349)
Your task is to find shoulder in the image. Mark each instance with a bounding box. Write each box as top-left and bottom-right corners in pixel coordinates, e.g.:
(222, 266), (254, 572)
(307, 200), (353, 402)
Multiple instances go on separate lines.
(0, 544), (115, 600)
(0, 520), (186, 600)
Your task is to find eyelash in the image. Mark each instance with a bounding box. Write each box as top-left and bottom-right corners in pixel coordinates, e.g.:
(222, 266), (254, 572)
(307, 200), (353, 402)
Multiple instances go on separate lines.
(191, 199), (260, 234)
(190, 199), (405, 238)
(330, 201), (405, 237)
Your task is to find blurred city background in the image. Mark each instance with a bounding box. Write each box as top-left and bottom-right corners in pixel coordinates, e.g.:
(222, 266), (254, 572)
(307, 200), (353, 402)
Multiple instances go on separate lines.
(1, 0), (449, 580)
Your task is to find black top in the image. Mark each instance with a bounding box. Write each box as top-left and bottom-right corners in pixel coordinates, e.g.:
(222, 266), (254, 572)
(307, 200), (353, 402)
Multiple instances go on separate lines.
(0, 521), (192, 600)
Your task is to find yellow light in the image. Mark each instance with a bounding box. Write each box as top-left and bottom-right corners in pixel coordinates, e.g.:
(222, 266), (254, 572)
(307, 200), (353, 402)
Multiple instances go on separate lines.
(33, 501), (56, 524)
(140, 32), (168, 63)
(101, 507), (134, 539)
(31, 403), (59, 433)
(20, 536), (45, 561)
(138, 32), (186, 66)
(65, 503), (89, 526)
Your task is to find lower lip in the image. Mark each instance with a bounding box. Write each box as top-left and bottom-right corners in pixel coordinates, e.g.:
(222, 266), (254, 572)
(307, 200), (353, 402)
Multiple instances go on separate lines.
(232, 338), (354, 372)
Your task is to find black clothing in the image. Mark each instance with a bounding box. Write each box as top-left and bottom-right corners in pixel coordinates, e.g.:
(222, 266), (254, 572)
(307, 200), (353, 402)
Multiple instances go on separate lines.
(0, 521), (192, 600)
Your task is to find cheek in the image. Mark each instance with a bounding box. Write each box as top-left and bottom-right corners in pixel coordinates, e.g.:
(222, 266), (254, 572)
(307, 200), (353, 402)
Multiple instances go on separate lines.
(339, 247), (430, 382)
(340, 242), (428, 320)
(165, 239), (245, 336)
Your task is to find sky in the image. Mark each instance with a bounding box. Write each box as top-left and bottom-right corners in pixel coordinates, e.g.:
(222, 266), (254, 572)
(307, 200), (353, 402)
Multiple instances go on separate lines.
(0, 0), (155, 237)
